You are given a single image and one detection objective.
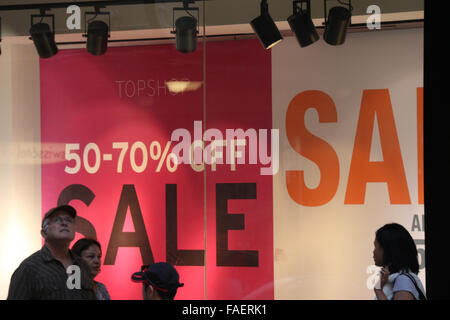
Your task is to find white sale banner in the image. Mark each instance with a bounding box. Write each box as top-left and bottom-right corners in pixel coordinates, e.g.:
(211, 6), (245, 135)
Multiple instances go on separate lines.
(272, 28), (424, 299)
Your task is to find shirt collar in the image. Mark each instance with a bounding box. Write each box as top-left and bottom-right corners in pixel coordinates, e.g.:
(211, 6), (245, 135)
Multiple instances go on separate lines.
(41, 245), (55, 262)
(40, 245), (94, 292)
(41, 244), (75, 263)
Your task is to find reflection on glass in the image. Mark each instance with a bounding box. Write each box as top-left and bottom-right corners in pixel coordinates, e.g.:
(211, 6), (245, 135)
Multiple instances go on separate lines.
(165, 80), (202, 93)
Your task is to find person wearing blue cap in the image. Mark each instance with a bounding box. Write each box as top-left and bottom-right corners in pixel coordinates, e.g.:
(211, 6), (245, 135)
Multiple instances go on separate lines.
(131, 262), (184, 300)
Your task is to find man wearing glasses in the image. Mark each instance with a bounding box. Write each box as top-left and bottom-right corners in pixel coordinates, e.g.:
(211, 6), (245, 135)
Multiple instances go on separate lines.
(7, 205), (96, 299)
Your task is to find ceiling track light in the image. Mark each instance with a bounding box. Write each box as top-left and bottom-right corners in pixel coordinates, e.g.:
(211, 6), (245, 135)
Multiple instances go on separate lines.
(29, 8), (58, 59)
(83, 6), (110, 56)
(323, 0), (353, 46)
(250, 0), (283, 50)
(288, 0), (318, 48)
(171, 0), (199, 54)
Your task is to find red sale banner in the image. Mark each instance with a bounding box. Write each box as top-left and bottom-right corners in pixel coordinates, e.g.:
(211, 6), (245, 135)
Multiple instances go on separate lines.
(40, 39), (273, 300)
(205, 41), (273, 299)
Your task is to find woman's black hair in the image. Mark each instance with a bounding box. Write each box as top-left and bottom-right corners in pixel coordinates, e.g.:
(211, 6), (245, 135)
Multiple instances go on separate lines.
(71, 238), (102, 257)
(375, 223), (419, 274)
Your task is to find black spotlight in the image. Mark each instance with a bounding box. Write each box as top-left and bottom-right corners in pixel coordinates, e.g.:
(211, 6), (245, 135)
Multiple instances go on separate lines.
(171, 1), (199, 54)
(288, 0), (318, 48)
(85, 8), (110, 56)
(87, 20), (109, 55)
(29, 12), (58, 59)
(175, 15), (197, 53)
(323, 0), (352, 45)
(250, 0), (283, 50)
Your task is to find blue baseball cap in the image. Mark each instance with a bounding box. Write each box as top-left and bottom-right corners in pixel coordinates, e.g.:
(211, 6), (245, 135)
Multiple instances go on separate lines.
(131, 262), (184, 293)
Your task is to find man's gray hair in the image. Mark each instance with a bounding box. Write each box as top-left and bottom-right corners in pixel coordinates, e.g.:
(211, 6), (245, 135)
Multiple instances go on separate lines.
(42, 219), (50, 232)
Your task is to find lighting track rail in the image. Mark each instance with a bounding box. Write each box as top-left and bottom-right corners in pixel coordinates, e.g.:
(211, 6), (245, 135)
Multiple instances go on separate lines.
(0, 1), (199, 12)
(0, 0), (424, 57)
(0, 0), (203, 57)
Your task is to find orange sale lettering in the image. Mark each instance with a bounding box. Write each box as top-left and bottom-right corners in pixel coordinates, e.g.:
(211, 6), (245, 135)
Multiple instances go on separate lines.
(286, 88), (423, 206)
(285, 90), (340, 207)
(345, 89), (411, 204)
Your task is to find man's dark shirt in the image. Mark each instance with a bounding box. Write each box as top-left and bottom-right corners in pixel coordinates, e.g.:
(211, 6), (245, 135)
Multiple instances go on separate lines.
(7, 245), (96, 300)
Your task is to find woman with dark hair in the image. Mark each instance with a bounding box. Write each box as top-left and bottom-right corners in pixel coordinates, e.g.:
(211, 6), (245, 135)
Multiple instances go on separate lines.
(372, 223), (426, 300)
(72, 238), (111, 300)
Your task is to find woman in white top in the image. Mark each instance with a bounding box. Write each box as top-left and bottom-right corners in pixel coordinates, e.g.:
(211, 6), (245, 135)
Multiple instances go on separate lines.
(372, 223), (426, 300)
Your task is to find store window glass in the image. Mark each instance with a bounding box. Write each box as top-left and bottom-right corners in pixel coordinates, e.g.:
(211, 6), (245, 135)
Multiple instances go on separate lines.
(0, 0), (424, 300)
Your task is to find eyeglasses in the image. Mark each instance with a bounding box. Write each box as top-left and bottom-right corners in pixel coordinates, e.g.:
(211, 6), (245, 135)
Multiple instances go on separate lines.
(50, 216), (75, 224)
